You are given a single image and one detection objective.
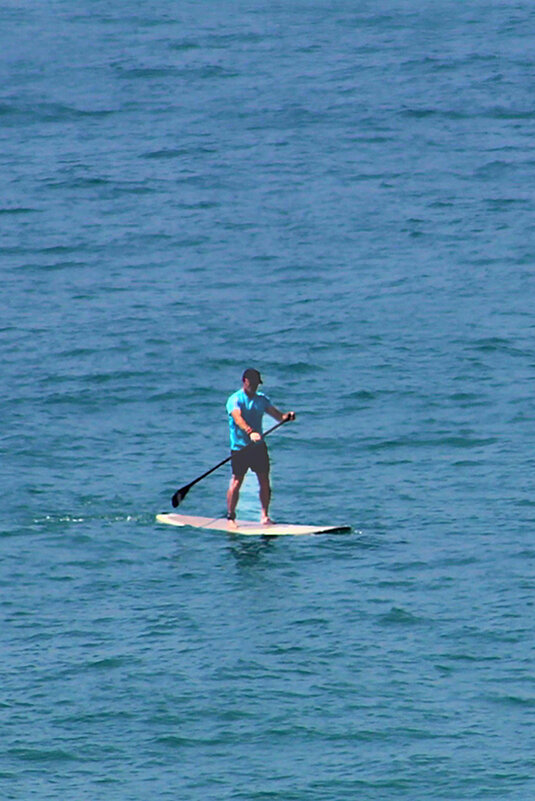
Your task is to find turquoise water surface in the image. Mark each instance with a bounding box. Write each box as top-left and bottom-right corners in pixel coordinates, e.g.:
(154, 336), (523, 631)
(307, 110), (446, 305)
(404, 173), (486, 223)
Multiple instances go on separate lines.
(2, 2), (535, 799)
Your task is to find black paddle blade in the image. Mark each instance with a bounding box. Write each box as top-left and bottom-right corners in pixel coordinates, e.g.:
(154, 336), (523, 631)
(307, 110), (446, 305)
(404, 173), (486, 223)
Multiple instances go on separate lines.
(171, 485), (190, 508)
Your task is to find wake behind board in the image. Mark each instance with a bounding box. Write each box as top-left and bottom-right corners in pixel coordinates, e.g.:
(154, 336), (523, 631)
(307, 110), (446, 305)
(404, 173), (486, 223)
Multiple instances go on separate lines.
(156, 513), (351, 537)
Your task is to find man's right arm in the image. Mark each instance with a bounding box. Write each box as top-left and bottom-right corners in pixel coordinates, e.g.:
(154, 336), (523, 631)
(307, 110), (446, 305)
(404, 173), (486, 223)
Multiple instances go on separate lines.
(231, 408), (262, 442)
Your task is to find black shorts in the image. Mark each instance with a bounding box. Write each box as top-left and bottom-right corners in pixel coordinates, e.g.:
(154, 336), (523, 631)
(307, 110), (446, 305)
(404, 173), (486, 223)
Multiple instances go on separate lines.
(231, 441), (270, 478)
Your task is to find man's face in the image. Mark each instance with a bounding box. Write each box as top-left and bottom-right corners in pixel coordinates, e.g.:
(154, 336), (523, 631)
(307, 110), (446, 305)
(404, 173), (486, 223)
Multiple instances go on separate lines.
(243, 376), (260, 395)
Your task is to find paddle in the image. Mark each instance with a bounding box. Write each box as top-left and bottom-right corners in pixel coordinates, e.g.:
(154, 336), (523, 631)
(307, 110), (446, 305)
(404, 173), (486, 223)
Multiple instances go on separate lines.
(171, 418), (290, 508)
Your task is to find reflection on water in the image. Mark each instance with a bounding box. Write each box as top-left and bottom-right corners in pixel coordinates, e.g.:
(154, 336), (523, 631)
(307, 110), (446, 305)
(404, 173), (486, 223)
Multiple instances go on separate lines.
(227, 534), (277, 567)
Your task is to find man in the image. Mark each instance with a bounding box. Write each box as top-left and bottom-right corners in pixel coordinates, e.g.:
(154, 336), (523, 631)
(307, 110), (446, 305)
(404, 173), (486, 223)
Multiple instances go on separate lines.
(226, 368), (295, 525)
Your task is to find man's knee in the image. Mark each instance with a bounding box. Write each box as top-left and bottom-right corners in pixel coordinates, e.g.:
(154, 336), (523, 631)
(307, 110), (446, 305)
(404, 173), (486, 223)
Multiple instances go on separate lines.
(230, 474), (244, 490)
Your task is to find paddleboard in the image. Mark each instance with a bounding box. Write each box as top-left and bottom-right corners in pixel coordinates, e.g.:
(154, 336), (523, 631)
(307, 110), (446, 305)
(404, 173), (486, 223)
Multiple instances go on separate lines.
(156, 513), (351, 537)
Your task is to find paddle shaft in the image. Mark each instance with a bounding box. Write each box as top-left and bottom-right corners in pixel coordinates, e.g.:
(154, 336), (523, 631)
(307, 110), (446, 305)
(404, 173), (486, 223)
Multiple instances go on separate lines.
(171, 418), (288, 507)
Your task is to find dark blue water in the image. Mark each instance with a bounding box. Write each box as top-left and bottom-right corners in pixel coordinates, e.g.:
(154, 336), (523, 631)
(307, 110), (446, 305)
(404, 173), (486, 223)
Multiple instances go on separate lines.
(2, 2), (535, 798)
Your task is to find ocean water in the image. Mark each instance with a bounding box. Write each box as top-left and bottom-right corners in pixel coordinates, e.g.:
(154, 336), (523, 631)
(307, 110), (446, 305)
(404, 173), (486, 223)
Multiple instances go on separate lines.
(2, 1), (535, 798)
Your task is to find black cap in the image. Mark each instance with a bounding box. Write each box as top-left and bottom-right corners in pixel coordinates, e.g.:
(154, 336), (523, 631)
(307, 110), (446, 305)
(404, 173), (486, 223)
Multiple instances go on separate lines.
(242, 368), (263, 384)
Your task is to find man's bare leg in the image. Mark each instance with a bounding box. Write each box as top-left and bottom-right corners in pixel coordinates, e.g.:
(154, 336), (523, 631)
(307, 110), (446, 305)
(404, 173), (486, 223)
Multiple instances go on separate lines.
(227, 474), (244, 526)
(257, 472), (272, 524)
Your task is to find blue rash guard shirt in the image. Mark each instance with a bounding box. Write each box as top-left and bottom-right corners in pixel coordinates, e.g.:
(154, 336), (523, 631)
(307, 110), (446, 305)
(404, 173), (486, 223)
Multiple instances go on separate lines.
(226, 389), (271, 451)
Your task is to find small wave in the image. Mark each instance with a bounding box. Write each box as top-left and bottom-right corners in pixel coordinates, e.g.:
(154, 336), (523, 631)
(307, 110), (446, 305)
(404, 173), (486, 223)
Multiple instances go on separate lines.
(365, 435), (498, 451)
(7, 747), (78, 763)
(0, 102), (115, 123)
(168, 39), (200, 52)
(141, 148), (188, 160)
(487, 693), (535, 708)
(378, 607), (422, 626)
(0, 207), (39, 215)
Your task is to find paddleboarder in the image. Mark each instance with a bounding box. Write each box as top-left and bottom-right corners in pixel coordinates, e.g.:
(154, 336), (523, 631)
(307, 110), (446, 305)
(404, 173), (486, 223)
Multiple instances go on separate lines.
(226, 368), (295, 525)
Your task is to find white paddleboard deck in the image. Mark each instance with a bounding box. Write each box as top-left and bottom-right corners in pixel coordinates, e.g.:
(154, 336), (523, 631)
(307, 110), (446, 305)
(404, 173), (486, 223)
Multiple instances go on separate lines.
(156, 513), (351, 537)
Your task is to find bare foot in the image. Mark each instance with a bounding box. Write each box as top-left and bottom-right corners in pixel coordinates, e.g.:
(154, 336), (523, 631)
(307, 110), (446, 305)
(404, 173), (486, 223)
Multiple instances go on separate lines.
(261, 516), (274, 526)
(226, 514), (238, 530)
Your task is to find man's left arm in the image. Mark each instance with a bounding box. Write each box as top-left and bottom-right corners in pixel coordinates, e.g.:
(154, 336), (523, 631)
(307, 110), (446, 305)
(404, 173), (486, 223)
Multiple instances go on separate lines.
(266, 405), (296, 423)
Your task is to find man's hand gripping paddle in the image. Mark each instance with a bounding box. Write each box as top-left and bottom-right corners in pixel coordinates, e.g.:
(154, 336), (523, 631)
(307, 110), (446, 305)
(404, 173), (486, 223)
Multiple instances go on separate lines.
(171, 417), (294, 508)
